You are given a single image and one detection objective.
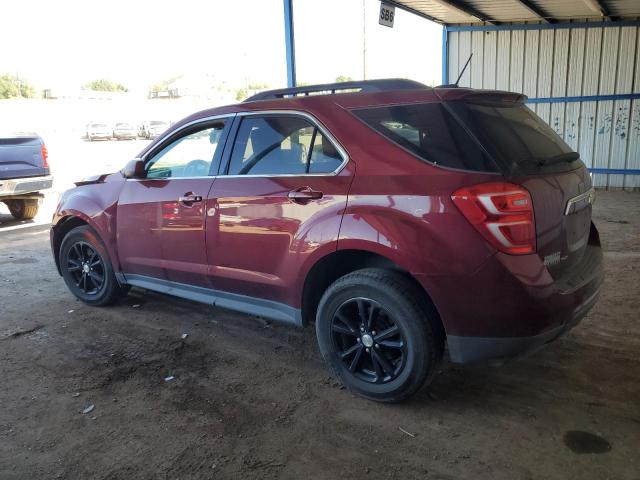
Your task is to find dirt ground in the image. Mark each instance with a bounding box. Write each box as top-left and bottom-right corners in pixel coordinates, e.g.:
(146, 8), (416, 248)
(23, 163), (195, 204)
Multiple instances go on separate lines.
(0, 190), (638, 480)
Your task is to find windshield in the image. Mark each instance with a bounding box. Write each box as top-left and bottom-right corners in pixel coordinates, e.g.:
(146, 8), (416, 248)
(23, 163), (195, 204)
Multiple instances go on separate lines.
(447, 101), (581, 174)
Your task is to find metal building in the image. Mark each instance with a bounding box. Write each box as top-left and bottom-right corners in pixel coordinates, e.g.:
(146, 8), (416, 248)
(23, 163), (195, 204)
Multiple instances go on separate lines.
(393, 1), (640, 188)
(282, 0), (640, 188)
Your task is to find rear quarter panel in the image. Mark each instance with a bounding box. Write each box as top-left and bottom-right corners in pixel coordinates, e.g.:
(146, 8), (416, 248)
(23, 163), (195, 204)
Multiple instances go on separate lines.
(339, 171), (496, 276)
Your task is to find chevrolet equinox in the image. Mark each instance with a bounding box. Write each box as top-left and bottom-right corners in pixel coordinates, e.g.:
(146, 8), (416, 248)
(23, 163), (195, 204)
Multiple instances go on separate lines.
(51, 79), (603, 402)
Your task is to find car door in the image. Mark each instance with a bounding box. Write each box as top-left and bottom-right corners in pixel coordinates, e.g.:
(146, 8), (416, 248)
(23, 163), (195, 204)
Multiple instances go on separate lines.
(204, 112), (353, 310)
(117, 116), (232, 288)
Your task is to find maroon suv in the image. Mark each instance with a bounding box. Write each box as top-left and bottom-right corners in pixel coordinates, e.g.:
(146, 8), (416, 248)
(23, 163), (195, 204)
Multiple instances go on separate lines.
(51, 79), (603, 402)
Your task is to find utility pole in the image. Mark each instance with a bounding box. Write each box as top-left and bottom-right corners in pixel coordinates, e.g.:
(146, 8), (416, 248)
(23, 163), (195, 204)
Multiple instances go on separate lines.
(362, 0), (367, 80)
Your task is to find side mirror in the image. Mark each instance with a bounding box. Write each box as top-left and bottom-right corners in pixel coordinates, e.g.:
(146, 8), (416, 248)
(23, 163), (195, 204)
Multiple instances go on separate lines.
(122, 159), (146, 179)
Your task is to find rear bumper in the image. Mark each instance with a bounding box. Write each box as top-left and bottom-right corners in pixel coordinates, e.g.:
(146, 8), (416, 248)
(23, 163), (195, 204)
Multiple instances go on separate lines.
(447, 286), (599, 363)
(417, 222), (604, 364)
(0, 175), (53, 197)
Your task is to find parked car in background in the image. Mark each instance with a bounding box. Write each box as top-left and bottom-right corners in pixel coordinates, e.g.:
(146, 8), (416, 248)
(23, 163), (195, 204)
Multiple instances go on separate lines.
(86, 123), (112, 141)
(112, 122), (137, 140)
(1, 133), (52, 220)
(140, 120), (169, 139)
(51, 79), (603, 402)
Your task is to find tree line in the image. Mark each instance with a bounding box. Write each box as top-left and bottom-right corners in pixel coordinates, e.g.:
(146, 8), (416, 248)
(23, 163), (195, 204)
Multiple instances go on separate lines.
(1, 74), (357, 100)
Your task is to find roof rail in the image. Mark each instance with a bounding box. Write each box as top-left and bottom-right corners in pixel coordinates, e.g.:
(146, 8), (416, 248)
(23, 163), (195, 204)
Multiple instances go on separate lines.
(244, 78), (427, 102)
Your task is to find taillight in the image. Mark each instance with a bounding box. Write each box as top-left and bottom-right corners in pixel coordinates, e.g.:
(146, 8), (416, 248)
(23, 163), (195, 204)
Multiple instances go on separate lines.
(41, 143), (49, 169)
(451, 182), (536, 255)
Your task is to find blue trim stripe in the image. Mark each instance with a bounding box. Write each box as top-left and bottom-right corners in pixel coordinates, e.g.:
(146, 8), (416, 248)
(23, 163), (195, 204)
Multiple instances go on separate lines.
(446, 20), (640, 32)
(588, 168), (640, 175)
(527, 93), (640, 104)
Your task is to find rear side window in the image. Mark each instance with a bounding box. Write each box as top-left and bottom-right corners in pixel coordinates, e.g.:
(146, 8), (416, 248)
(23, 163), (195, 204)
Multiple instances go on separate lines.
(309, 130), (343, 173)
(447, 101), (580, 174)
(227, 115), (343, 175)
(351, 103), (497, 172)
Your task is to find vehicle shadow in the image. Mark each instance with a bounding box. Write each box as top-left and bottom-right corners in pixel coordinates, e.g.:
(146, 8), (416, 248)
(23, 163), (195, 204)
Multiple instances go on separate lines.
(124, 286), (622, 417)
(0, 212), (34, 228)
(0, 214), (52, 236)
(407, 334), (635, 417)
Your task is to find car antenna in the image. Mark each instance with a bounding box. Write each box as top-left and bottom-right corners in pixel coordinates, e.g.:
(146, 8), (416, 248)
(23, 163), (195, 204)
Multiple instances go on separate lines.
(453, 53), (473, 87)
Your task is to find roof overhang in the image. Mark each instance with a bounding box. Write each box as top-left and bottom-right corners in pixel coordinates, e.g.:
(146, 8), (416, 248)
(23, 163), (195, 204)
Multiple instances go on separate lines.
(384, 0), (640, 25)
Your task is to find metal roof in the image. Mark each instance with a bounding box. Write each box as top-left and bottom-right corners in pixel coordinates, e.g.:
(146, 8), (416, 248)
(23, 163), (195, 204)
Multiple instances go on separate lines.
(386, 0), (640, 25)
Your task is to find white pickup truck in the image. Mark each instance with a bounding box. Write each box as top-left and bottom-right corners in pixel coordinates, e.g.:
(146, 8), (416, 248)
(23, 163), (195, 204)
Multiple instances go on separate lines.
(0, 134), (52, 219)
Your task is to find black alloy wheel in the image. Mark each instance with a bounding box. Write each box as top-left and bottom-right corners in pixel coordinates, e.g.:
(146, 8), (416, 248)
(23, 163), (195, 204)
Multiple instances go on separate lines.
(65, 241), (105, 295)
(331, 297), (407, 384)
(59, 225), (128, 306)
(316, 268), (443, 403)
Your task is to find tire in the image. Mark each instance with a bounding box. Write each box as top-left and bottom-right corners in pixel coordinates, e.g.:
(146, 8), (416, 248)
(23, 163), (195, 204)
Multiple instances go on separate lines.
(316, 268), (443, 403)
(7, 199), (39, 220)
(59, 225), (127, 306)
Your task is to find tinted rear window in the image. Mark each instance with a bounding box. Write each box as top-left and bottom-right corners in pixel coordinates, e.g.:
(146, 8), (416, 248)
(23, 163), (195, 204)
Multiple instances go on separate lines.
(351, 103), (497, 172)
(447, 101), (581, 174)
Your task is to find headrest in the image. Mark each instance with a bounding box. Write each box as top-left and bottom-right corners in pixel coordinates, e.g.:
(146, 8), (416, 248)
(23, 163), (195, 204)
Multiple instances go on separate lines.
(321, 136), (339, 158)
(249, 126), (276, 152)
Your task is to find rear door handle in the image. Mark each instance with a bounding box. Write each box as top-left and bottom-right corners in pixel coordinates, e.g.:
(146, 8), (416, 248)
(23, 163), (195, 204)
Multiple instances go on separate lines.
(288, 187), (323, 203)
(178, 193), (202, 205)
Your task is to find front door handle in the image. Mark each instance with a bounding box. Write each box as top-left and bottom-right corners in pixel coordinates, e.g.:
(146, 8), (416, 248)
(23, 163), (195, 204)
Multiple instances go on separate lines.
(288, 187), (323, 203)
(178, 193), (202, 206)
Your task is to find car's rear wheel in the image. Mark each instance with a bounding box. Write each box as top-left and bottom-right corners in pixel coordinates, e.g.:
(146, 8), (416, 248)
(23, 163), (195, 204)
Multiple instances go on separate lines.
(7, 199), (39, 220)
(59, 225), (127, 306)
(316, 268), (443, 403)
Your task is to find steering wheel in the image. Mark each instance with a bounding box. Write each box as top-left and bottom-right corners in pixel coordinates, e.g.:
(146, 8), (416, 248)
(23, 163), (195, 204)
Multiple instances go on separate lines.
(183, 159), (210, 177)
(237, 141), (281, 175)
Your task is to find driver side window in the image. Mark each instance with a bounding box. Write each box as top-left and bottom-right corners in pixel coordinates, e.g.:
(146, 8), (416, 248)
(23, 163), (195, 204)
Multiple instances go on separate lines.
(146, 120), (227, 179)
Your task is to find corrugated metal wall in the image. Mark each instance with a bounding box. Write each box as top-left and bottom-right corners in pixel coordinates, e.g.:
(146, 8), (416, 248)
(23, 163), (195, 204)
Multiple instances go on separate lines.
(446, 23), (640, 188)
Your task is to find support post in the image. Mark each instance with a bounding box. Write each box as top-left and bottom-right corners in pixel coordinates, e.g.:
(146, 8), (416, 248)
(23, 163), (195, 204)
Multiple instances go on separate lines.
(441, 26), (448, 85)
(283, 0), (296, 87)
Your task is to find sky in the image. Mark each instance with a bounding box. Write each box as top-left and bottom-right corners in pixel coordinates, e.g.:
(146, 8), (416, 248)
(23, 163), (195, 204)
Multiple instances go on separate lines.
(0, 0), (442, 93)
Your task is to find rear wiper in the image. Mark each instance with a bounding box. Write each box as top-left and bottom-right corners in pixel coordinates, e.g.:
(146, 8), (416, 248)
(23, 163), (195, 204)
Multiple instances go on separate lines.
(536, 152), (580, 166)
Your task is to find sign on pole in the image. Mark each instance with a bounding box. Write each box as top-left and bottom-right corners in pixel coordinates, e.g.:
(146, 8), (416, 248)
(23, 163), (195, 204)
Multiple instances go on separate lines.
(379, 2), (395, 28)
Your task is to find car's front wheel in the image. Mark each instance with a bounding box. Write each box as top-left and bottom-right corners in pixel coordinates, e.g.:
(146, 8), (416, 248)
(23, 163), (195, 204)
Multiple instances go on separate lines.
(59, 225), (127, 306)
(316, 268), (443, 403)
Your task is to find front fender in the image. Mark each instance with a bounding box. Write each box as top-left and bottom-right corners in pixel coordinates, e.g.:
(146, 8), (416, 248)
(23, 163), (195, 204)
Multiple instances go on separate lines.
(52, 176), (124, 272)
